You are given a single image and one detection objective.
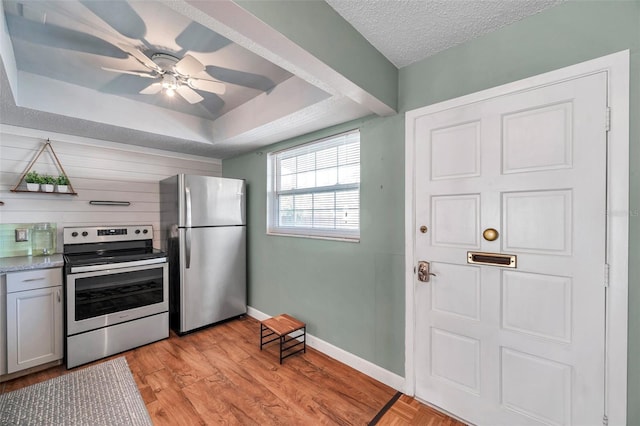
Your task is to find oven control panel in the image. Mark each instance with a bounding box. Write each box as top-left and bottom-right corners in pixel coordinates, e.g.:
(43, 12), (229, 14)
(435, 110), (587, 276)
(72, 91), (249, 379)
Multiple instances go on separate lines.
(98, 228), (128, 236)
(64, 225), (152, 244)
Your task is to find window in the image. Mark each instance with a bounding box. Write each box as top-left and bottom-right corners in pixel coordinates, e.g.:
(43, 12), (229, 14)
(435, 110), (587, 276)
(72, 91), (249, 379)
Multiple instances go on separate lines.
(267, 129), (360, 241)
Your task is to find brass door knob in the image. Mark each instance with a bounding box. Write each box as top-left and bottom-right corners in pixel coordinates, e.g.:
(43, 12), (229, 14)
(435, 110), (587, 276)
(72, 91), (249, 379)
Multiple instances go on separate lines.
(483, 228), (499, 241)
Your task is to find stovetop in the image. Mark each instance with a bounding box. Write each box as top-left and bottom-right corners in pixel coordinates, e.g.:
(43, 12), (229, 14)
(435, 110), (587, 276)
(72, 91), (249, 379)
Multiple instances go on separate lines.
(63, 225), (166, 272)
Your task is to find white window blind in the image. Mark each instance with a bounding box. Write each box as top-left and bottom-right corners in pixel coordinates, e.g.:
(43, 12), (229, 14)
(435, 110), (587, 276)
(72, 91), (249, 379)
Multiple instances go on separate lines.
(267, 129), (360, 240)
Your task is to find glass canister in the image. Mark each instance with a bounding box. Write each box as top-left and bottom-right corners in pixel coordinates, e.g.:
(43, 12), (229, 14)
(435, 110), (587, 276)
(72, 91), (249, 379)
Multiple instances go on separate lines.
(32, 223), (54, 255)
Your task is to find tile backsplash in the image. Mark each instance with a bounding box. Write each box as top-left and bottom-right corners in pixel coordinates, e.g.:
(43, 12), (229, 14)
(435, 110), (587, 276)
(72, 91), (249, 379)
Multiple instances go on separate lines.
(0, 223), (57, 258)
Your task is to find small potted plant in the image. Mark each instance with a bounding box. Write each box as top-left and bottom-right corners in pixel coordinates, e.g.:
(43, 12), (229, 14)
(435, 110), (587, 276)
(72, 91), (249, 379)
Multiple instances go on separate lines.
(41, 174), (56, 192)
(56, 174), (70, 193)
(24, 171), (41, 191)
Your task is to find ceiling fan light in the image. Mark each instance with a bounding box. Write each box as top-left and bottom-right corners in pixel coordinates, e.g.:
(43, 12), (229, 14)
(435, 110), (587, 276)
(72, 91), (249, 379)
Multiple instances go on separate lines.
(161, 74), (177, 90)
(113, 49), (224, 104)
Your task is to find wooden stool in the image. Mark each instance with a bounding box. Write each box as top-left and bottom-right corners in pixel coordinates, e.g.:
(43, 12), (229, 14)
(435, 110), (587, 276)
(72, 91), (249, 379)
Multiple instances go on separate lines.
(260, 314), (306, 364)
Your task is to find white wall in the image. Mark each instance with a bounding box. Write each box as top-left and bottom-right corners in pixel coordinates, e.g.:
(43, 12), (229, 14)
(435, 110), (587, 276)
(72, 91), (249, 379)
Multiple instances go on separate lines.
(0, 125), (221, 250)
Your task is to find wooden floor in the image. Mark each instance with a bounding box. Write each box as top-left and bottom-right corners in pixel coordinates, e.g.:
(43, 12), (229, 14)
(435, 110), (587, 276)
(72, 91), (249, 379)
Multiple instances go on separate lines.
(1, 316), (464, 425)
(375, 394), (466, 426)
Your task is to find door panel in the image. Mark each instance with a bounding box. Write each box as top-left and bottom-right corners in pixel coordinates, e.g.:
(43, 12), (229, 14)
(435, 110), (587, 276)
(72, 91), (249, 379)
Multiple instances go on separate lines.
(502, 189), (572, 254)
(431, 121), (481, 180)
(413, 72), (608, 425)
(501, 347), (572, 426)
(431, 262), (480, 321)
(501, 270), (572, 342)
(501, 102), (573, 174)
(431, 327), (481, 394)
(431, 195), (480, 247)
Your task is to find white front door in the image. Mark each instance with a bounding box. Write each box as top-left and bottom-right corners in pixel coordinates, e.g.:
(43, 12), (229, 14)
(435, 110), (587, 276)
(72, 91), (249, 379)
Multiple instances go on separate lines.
(412, 72), (608, 425)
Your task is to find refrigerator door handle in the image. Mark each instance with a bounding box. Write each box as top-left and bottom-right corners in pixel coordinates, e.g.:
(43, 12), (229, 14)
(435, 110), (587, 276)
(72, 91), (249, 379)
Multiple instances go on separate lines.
(185, 227), (192, 269)
(185, 185), (192, 228)
(185, 185), (192, 268)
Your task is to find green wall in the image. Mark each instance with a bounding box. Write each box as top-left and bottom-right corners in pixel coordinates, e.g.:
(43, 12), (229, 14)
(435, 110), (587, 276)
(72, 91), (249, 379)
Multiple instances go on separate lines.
(235, 0), (398, 111)
(224, 114), (406, 374)
(224, 0), (640, 421)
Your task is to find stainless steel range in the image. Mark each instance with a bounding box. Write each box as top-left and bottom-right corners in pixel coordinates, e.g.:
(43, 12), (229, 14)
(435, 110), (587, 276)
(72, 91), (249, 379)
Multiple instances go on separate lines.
(63, 225), (169, 368)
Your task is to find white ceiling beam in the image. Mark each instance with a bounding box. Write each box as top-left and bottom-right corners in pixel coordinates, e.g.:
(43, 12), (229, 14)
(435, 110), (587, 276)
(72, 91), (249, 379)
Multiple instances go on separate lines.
(0, 5), (19, 102)
(161, 0), (397, 116)
(215, 95), (372, 157)
(212, 76), (331, 142)
(15, 72), (217, 144)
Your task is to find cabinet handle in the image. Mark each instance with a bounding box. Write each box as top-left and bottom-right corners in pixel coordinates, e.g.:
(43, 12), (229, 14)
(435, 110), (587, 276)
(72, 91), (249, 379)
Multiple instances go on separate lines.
(23, 277), (45, 282)
(57, 290), (61, 302)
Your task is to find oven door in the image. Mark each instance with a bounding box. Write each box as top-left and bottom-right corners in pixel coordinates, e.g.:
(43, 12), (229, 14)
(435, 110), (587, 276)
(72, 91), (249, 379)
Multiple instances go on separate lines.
(66, 262), (168, 335)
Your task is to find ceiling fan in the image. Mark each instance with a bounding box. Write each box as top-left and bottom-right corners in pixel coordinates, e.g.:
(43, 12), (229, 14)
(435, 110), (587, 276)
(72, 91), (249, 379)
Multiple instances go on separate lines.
(103, 43), (226, 104)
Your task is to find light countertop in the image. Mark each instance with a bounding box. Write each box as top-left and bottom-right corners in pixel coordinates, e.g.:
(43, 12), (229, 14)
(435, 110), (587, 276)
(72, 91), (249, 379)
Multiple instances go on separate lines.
(0, 254), (64, 274)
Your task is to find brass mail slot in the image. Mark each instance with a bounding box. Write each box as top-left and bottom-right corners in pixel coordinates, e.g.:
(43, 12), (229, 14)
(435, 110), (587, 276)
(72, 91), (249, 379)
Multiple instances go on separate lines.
(467, 251), (517, 268)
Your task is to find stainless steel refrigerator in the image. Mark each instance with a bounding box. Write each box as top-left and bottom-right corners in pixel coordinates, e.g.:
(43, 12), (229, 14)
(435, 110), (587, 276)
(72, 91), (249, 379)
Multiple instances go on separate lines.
(160, 174), (246, 334)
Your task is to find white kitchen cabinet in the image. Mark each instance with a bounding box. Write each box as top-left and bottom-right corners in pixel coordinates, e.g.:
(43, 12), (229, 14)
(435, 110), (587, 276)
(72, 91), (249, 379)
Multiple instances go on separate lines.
(6, 268), (63, 374)
(0, 274), (6, 376)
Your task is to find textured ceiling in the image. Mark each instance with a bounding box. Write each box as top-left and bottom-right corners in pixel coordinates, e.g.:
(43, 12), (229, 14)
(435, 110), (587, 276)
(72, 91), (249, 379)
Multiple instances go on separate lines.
(325, 0), (564, 68)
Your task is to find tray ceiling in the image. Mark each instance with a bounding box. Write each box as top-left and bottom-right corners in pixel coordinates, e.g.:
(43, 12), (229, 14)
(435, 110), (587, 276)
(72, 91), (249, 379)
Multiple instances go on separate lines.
(1, 0), (563, 158)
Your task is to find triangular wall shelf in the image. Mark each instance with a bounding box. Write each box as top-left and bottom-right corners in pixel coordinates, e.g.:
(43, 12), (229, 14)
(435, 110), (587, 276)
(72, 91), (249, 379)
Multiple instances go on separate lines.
(11, 139), (78, 195)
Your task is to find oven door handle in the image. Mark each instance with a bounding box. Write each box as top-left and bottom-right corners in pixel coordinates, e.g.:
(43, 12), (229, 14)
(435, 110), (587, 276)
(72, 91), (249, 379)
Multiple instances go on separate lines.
(185, 227), (191, 269)
(69, 257), (168, 273)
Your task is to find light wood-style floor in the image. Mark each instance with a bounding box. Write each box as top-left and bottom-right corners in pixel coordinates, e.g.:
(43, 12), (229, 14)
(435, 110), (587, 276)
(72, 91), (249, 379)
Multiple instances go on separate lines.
(1, 316), (464, 425)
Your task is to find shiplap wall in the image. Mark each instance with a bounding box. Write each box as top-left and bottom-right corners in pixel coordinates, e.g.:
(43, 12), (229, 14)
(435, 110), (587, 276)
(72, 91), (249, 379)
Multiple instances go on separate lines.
(0, 127), (222, 252)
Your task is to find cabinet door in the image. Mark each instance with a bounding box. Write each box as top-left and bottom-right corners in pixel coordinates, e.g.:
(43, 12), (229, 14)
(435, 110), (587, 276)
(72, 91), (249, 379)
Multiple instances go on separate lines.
(0, 274), (5, 376)
(7, 286), (63, 373)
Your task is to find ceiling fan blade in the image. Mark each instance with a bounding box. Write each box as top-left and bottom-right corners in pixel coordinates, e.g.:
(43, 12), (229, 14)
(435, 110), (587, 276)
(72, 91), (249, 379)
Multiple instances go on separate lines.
(188, 78), (226, 95)
(140, 83), (162, 95)
(174, 54), (205, 76)
(6, 14), (127, 59)
(204, 65), (277, 92)
(175, 21), (231, 53)
(80, 0), (147, 40)
(118, 43), (162, 73)
(102, 67), (157, 78)
(176, 85), (204, 104)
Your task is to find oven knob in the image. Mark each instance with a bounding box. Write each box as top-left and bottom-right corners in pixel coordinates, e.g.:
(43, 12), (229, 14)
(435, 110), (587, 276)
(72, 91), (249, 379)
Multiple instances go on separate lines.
(135, 229), (141, 234)
(71, 231), (78, 237)
(143, 229), (148, 234)
(82, 231), (88, 237)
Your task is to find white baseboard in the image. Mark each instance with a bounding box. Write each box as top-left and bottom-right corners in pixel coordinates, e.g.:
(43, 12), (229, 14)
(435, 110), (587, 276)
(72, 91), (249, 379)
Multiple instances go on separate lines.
(246, 306), (405, 391)
(246, 306), (271, 321)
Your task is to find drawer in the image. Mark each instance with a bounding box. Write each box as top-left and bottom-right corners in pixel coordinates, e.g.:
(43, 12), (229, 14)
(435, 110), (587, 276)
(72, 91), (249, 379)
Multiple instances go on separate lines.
(7, 268), (63, 293)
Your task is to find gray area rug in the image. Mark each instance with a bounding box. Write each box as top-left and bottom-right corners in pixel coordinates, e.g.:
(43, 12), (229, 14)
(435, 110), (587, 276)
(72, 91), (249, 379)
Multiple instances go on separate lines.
(0, 357), (152, 425)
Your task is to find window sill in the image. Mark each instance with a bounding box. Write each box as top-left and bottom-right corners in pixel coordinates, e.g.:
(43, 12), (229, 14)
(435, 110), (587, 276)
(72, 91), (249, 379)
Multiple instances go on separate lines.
(266, 231), (360, 243)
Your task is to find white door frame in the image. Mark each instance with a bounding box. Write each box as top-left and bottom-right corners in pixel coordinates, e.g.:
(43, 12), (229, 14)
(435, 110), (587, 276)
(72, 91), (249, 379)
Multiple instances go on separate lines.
(404, 50), (630, 425)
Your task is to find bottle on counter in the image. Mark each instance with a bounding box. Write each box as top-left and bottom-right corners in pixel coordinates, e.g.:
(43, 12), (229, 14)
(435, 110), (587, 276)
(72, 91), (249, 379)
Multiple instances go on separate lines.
(32, 223), (54, 256)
